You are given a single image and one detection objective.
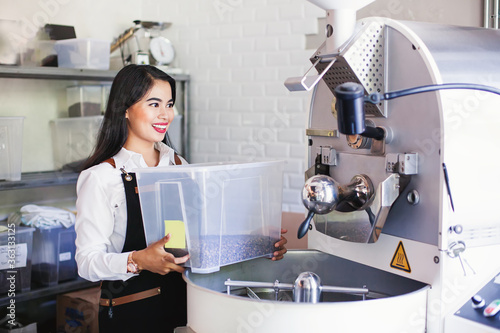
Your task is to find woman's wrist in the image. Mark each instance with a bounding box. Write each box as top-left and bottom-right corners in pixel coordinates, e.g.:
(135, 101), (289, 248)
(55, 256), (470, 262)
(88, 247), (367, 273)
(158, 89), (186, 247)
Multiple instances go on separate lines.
(132, 250), (143, 271)
(127, 251), (142, 273)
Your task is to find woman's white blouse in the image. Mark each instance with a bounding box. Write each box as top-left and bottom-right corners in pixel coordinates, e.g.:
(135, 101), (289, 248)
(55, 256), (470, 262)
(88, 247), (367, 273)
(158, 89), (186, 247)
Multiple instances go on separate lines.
(75, 142), (187, 282)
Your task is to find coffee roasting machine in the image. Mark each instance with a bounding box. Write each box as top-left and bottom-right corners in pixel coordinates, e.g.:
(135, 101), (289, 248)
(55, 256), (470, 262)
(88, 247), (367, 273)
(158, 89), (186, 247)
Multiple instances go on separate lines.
(180, 0), (500, 332)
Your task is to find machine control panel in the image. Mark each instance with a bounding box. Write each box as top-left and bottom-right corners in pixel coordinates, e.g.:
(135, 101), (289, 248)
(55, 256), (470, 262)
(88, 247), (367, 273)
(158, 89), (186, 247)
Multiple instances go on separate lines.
(453, 273), (500, 329)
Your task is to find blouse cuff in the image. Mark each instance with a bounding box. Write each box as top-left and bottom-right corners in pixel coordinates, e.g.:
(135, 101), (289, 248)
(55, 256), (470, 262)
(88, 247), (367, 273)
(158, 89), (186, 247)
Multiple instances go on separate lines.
(115, 252), (135, 275)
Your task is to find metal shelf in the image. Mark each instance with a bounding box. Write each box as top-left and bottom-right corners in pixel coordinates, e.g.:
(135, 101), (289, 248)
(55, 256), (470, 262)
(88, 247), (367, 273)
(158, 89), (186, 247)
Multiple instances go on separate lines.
(0, 65), (190, 82)
(0, 171), (79, 191)
(0, 278), (99, 307)
(0, 65), (118, 81)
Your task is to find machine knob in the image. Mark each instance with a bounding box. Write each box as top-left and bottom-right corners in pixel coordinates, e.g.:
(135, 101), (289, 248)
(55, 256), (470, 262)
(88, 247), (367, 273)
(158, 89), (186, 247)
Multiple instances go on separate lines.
(453, 225), (463, 234)
(297, 175), (340, 239)
(301, 175), (340, 215)
(471, 295), (485, 309)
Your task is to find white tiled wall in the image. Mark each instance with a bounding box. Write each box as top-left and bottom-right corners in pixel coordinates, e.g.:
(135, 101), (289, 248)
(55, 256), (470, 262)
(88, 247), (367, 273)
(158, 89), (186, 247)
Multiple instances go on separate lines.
(142, 0), (325, 212)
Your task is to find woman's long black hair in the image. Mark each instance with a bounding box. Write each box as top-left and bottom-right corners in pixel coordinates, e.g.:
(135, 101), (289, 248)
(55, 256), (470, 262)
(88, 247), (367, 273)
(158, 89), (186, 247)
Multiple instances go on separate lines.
(82, 65), (176, 170)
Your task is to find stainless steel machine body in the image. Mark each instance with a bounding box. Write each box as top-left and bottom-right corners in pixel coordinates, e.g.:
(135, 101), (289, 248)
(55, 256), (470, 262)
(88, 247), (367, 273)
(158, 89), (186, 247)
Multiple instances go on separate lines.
(307, 17), (500, 333)
(181, 8), (500, 333)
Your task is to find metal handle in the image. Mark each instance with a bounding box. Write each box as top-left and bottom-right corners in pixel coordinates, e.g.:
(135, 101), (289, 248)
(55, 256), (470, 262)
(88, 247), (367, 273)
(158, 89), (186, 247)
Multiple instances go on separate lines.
(297, 210), (315, 239)
(284, 57), (336, 92)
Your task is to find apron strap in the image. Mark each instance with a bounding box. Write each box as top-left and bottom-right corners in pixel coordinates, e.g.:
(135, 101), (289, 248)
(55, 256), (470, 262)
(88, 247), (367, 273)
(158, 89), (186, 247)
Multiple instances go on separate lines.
(103, 158), (116, 168)
(174, 152), (182, 165)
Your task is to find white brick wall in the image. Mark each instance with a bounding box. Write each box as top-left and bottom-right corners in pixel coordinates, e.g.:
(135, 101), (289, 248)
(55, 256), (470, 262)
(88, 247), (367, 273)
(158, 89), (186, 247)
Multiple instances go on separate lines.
(145, 0), (324, 212)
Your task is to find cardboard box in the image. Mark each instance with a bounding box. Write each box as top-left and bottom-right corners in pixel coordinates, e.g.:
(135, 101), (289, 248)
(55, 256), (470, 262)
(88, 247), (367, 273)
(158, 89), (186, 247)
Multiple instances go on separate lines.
(56, 287), (100, 333)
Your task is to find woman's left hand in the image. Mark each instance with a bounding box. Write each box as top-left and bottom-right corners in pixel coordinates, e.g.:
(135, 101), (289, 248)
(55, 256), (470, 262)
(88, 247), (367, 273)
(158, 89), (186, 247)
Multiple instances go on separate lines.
(272, 228), (288, 261)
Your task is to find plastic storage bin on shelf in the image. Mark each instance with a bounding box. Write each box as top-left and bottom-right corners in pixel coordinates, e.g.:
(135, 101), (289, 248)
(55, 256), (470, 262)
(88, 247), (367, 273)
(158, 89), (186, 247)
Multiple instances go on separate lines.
(0, 226), (35, 293)
(67, 85), (103, 117)
(0, 20), (20, 65)
(136, 160), (285, 274)
(20, 40), (56, 67)
(50, 116), (103, 170)
(31, 225), (78, 286)
(54, 38), (110, 70)
(0, 117), (24, 181)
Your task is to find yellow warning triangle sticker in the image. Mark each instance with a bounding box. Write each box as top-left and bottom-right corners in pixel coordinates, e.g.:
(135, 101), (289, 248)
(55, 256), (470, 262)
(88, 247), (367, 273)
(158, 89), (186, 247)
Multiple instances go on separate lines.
(390, 241), (411, 273)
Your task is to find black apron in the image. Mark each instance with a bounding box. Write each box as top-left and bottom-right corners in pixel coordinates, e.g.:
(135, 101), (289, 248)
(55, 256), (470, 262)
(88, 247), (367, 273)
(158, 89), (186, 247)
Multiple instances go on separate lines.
(99, 170), (187, 332)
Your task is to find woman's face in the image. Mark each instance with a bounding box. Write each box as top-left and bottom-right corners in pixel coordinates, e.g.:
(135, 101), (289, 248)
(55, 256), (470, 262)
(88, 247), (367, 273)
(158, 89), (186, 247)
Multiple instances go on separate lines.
(125, 80), (174, 147)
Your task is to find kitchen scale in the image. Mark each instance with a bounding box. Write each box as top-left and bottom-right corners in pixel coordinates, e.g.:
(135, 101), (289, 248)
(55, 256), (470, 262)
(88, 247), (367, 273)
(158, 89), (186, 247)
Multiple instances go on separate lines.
(149, 36), (175, 66)
(110, 20), (175, 67)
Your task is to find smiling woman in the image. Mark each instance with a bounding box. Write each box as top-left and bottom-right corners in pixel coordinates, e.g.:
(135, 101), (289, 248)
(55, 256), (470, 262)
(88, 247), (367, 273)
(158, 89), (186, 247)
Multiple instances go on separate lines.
(74, 65), (190, 332)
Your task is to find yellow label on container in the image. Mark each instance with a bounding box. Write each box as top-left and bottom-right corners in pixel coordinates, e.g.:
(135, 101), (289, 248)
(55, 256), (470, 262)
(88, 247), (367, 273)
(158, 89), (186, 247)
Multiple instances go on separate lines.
(164, 220), (186, 249)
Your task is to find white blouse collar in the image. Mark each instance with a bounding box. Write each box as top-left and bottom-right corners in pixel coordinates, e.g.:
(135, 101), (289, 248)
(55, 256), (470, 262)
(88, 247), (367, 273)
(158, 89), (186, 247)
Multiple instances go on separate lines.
(112, 142), (175, 169)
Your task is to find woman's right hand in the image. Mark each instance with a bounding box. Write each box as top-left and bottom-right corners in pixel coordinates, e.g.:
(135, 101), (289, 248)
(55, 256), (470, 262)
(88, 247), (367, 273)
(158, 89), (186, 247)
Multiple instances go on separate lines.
(132, 234), (190, 275)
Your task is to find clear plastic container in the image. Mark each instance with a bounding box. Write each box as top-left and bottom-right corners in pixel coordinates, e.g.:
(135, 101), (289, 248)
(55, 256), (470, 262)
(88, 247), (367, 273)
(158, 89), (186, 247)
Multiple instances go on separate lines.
(0, 117), (24, 181)
(31, 225), (78, 286)
(136, 160), (284, 273)
(0, 226), (35, 293)
(50, 116), (103, 170)
(20, 40), (57, 67)
(54, 38), (110, 70)
(67, 85), (102, 117)
(0, 20), (21, 65)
